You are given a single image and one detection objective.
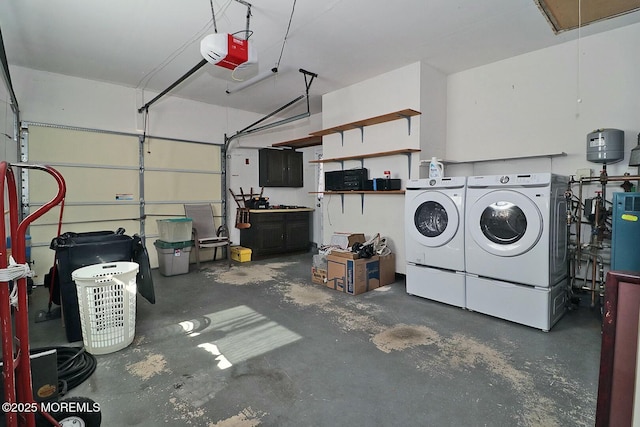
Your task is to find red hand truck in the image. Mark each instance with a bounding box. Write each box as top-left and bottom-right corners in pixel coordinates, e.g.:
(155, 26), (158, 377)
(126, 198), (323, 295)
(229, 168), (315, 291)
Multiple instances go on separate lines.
(0, 162), (101, 427)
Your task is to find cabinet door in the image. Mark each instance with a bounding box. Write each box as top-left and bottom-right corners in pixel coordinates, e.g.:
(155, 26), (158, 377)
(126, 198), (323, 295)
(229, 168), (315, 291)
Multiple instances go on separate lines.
(285, 213), (310, 251)
(256, 221), (286, 254)
(259, 149), (286, 187)
(241, 213), (287, 257)
(286, 150), (303, 187)
(259, 149), (303, 187)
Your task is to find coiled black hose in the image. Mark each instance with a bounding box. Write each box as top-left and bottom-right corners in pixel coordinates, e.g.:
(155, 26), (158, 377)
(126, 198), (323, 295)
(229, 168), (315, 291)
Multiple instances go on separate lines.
(30, 346), (97, 396)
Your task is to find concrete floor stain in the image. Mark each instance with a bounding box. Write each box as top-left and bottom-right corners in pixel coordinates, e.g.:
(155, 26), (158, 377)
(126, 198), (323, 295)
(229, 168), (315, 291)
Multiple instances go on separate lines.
(371, 324), (439, 353)
(281, 283), (383, 333)
(167, 397), (207, 424)
(284, 282), (333, 307)
(205, 262), (296, 286)
(209, 407), (265, 427)
(126, 352), (171, 381)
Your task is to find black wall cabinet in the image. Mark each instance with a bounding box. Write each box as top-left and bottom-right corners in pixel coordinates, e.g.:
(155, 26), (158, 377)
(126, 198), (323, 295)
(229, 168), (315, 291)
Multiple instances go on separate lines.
(259, 148), (303, 187)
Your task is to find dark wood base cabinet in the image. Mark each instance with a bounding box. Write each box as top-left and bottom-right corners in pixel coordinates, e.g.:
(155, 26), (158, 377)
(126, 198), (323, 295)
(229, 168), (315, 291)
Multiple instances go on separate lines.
(240, 210), (311, 257)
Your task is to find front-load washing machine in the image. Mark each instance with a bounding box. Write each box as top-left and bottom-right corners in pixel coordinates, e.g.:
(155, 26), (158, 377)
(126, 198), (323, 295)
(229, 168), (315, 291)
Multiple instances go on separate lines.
(464, 173), (569, 330)
(405, 177), (466, 308)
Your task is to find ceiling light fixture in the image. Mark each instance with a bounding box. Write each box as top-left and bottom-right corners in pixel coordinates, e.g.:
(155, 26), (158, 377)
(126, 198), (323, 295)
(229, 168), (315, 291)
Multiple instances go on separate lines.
(226, 67), (278, 94)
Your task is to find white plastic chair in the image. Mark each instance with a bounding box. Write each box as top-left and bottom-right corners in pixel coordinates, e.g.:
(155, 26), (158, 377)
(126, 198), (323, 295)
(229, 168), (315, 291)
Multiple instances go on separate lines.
(184, 204), (231, 268)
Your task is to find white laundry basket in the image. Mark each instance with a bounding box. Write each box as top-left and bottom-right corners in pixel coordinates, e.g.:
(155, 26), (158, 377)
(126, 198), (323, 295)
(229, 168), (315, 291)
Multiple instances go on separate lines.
(72, 262), (139, 355)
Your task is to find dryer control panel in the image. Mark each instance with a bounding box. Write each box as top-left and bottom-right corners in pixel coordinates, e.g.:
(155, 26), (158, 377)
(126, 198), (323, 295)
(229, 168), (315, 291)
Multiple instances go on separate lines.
(468, 173), (552, 188)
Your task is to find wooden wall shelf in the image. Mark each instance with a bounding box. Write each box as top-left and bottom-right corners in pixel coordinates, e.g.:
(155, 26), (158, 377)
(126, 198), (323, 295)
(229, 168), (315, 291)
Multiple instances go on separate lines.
(310, 148), (420, 164)
(310, 109), (421, 137)
(310, 190), (405, 195)
(269, 108), (421, 149)
(439, 152), (567, 165)
(272, 135), (323, 149)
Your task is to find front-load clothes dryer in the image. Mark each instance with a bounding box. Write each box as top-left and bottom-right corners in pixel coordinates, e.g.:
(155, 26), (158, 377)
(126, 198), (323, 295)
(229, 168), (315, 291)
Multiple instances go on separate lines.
(464, 173), (569, 330)
(405, 176), (466, 308)
(465, 173), (568, 287)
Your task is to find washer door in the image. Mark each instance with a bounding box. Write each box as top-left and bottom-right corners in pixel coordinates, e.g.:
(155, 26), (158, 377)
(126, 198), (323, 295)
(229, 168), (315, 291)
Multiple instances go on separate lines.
(409, 191), (460, 248)
(468, 190), (542, 256)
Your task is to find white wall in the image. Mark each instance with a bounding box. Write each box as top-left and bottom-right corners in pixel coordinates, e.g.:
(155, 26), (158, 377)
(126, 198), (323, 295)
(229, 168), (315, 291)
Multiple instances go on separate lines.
(321, 62), (422, 274)
(446, 22), (640, 184)
(419, 63), (448, 168)
(10, 66), (323, 250)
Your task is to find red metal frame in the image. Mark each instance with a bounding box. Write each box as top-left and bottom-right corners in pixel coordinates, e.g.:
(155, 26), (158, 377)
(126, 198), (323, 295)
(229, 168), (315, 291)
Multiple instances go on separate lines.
(1, 162), (66, 427)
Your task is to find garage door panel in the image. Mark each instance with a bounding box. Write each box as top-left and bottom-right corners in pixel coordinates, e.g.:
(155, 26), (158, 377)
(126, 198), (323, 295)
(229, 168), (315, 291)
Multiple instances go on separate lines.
(145, 171), (219, 201)
(145, 138), (220, 170)
(29, 220), (139, 245)
(144, 204), (191, 217)
(28, 126), (138, 166)
(30, 167), (138, 203)
(33, 205), (139, 225)
(144, 202), (223, 217)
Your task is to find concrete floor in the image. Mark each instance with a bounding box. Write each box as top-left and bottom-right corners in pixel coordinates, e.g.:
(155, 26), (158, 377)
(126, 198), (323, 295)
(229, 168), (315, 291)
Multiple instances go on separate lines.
(28, 253), (602, 426)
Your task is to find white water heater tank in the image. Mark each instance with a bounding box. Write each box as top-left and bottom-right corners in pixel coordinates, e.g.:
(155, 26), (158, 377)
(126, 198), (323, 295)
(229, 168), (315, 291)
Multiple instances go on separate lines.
(586, 128), (624, 164)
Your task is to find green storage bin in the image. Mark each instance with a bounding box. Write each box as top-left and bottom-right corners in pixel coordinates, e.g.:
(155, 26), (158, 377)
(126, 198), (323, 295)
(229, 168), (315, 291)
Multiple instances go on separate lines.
(154, 240), (192, 276)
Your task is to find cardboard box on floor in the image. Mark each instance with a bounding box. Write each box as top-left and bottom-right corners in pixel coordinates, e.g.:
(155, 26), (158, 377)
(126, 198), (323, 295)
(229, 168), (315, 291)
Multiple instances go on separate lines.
(327, 249), (359, 259)
(379, 253), (396, 286)
(311, 267), (327, 285)
(327, 254), (380, 295)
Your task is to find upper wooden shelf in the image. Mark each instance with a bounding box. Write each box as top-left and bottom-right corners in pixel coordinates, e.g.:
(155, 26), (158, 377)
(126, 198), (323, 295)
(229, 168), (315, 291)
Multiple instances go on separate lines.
(270, 109), (421, 148)
(309, 148), (420, 164)
(309, 109), (421, 137)
(310, 190), (405, 195)
(438, 152), (567, 164)
(272, 135), (323, 149)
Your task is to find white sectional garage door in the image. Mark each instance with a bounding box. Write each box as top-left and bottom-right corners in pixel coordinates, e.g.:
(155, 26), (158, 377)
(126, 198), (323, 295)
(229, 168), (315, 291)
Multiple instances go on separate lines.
(23, 124), (223, 282)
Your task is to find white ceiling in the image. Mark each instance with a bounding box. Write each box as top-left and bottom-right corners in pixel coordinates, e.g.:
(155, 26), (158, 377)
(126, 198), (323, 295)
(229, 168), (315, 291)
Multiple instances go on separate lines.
(2, 0), (640, 116)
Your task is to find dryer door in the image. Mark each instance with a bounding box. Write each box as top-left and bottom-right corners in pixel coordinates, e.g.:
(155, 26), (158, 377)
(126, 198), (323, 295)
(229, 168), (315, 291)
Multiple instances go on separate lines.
(468, 189), (542, 257)
(408, 191), (460, 248)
